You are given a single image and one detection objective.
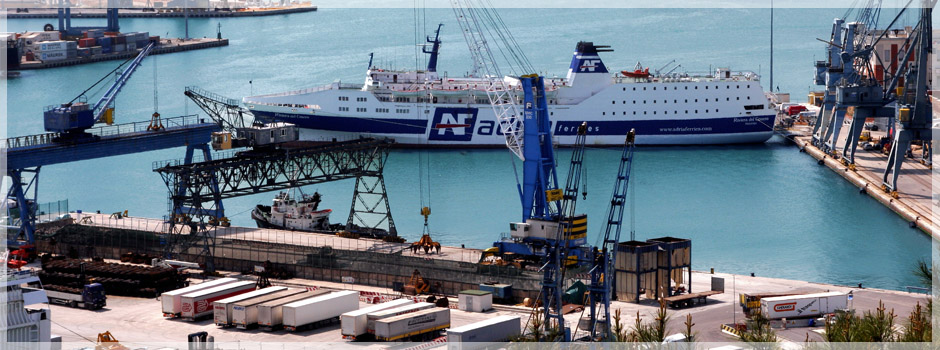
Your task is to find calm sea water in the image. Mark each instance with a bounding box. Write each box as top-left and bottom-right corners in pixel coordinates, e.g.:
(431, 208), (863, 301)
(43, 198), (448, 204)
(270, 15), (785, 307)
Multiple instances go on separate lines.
(6, 8), (932, 290)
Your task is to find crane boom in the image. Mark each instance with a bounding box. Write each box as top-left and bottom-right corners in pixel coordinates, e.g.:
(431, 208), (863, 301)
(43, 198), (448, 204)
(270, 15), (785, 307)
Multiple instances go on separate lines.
(94, 42), (156, 123)
(587, 129), (636, 340)
(450, 0), (524, 160)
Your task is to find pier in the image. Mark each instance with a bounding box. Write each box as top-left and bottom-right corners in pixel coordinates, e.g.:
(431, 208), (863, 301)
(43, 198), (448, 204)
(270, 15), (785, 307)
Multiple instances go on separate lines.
(783, 107), (939, 240)
(3, 6), (317, 19)
(13, 38), (228, 70)
(36, 213), (931, 343)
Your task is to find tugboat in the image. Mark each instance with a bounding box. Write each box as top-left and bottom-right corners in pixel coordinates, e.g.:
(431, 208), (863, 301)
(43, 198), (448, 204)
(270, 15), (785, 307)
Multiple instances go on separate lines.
(252, 190), (332, 231)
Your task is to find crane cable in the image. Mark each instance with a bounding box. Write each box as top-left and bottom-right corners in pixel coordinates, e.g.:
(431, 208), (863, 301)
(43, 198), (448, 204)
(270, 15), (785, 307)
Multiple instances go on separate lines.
(68, 53), (137, 105)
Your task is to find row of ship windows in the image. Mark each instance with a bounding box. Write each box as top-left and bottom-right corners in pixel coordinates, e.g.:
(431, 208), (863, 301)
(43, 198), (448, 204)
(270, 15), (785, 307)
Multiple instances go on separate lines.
(624, 84), (752, 92)
(338, 96), (369, 102)
(614, 96), (753, 105)
(339, 106), (411, 114)
(602, 109), (719, 116)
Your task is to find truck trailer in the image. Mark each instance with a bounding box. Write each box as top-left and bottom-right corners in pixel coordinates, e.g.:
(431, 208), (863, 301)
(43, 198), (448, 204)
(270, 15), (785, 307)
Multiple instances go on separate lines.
(161, 277), (237, 317)
(283, 290), (359, 332)
(446, 315), (521, 349)
(366, 302), (435, 334)
(341, 298), (415, 339)
(374, 308), (451, 342)
(214, 286), (288, 327)
(37, 283), (106, 310)
(760, 292), (848, 319)
(232, 288), (308, 329)
(180, 281), (256, 321)
(257, 289), (329, 330)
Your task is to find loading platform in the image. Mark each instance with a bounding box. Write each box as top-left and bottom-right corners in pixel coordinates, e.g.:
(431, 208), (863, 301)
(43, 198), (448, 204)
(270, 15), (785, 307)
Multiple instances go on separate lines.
(785, 117), (939, 239)
(663, 290), (722, 308)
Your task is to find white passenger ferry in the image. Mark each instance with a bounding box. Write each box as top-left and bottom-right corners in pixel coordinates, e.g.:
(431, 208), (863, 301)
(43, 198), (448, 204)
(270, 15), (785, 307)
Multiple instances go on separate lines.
(244, 36), (774, 146)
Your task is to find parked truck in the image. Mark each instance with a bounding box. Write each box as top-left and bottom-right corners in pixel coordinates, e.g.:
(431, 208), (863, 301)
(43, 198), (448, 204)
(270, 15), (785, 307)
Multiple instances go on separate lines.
(42, 283), (106, 310)
(162, 277), (237, 317)
(374, 308), (450, 342)
(366, 302), (435, 334)
(446, 315), (520, 349)
(283, 290), (359, 332)
(213, 286), (287, 327)
(258, 289), (329, 330)
(341, 298), (415, 339)
(760, 291), (848, 319)
(229, 288), (308, 329)
(180, 281), (256, 321)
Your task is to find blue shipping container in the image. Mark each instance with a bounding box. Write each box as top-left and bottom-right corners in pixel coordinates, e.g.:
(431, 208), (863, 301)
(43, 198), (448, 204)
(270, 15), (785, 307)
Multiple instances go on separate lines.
(98, 37), (112, 45)
(101, 46), (112, 54)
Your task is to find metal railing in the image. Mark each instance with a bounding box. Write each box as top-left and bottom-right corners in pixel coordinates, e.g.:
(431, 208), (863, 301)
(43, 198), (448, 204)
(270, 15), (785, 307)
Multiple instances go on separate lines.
(4, 115), (212, 151)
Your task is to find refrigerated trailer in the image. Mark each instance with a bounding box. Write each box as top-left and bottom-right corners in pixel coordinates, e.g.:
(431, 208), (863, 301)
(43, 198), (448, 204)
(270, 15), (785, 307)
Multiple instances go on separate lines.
(232, 288), (310, 329)
(213, 286), (288, 327)
(366, 302), (435, 334)
(283, 290), (359, 332)
(341, 298), (415, 339)
(446, 315), (521, 349)
(180, 281), (256, 321)
(257, 289), (330, 331)
(374, 308), (450, 342)
(760, 292), (848, 319)
(161, 277), (237, 317)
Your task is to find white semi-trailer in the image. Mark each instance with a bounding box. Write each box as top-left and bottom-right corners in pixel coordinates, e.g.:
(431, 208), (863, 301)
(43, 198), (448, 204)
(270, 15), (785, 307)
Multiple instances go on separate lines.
(374, 308), (450, 342)
(446, 315), (521, 349)
(283, 290), (359, 332)
(341, 298), (415, 339)
(232, 288), (308, 329)
(366, 302), (435, 334)
(760, 292), (848, 319)
(213, 286), (287, 327)
(180, 281), (256, 321)
(161, 277), (237, 317)
(257, 289), (330, 330)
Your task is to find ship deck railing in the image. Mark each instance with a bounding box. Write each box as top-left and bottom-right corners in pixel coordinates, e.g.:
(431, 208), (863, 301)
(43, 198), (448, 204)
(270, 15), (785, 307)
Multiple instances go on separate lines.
(246, 82), (363, 100)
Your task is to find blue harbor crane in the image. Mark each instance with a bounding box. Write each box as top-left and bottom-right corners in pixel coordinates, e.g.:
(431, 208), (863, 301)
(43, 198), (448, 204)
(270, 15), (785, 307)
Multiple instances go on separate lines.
(422, 23), (444, 72)
(451, 1), (599, 341)
(586, 128), (636, 340)
(5, 42), (219, 252)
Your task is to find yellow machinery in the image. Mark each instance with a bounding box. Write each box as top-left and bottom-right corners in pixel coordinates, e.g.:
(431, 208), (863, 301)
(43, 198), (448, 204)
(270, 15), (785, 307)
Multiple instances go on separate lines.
(96, 332), (129, 350)
(404, 269), (430, 295)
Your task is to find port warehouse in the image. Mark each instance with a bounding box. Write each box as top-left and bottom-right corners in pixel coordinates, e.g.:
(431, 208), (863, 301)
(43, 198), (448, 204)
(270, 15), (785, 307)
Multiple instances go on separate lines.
(36, 222), (547, 299)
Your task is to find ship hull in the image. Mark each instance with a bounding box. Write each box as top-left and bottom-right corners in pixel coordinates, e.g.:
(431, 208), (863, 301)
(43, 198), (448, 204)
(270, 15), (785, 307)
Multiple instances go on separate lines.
(251, 109), (776, 146)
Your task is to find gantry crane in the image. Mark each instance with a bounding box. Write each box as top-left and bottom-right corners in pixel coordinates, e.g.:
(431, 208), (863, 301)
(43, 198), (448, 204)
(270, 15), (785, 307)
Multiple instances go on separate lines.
(6, 42), (180, 251)
(586, 129), (636, 340)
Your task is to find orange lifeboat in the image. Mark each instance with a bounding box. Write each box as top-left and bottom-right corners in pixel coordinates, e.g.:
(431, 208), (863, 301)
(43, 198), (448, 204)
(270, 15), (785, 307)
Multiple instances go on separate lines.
(622, 67), (650, 78)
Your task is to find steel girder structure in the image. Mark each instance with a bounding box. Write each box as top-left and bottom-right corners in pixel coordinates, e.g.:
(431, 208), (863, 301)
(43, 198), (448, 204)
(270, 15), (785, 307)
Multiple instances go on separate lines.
(153, 138), (396, 272)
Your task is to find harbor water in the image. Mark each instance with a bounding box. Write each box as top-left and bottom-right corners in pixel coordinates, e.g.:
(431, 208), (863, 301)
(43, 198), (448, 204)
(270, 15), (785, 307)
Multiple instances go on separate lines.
(6, 8), (931, 291)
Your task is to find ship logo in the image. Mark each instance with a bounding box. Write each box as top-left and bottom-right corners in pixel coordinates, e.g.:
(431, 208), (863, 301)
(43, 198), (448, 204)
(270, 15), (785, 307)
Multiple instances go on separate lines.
(196, 300), (210, 312)
(774, 302), (797, 312)
(580, 59), (601, 72)
(428, 108), (478, 141)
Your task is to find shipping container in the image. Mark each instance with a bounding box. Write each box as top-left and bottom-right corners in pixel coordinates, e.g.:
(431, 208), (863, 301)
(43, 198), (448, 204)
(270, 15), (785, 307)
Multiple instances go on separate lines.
(90, 46), (103, 55)
(446, 315), (520, 349)
(77, 48), (90, 57)
(126, 42), (137, 51)
(114, 35), (126, 45)
(98, 37), (113, 46)
(760, 292), (848, 319)
(366, 302), (435, 334)
(136, 40), (148, 48)
(180, 281), (256, 321)
(374, 308), (450, 342)
(161, 277), (237, 317)
(213, 286), (287, 327)
(113, 44), (126, 52)
(257, 289), (329, 330)
(33, 41), (68, 52)
(39, 50), (67, 61)
(66, 49), (77, 59)
(341, 299), (415, 338)
(65, 41), (77, 50)
(78, 38), (96, 48)
(282, 291), (359, 331)
(232, 288), (317, 329)
(85, 29), (104, 38)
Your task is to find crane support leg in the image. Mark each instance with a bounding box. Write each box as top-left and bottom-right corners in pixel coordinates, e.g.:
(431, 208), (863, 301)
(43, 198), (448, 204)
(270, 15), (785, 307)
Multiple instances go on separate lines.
(6, 167), (40, 247)
(346, 173), (397, 237)
(841, 107), (875, 164)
